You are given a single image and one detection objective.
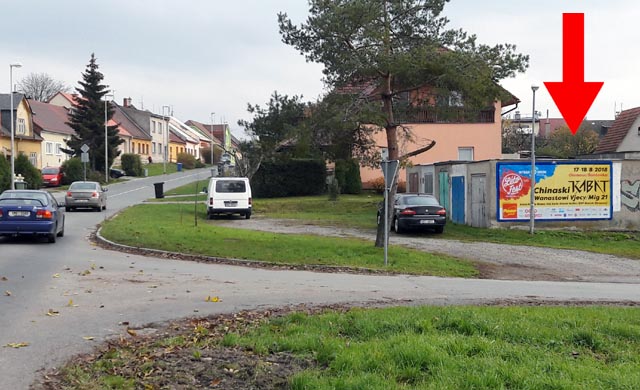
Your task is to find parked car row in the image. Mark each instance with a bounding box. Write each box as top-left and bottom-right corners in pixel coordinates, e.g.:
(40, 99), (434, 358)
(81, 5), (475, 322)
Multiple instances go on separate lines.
(0, 181), (107, 243)
(40, 166), (126, 188)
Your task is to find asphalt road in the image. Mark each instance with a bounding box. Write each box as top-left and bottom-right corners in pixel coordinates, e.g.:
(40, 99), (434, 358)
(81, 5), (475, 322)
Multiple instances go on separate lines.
(1, 169), (639, 389)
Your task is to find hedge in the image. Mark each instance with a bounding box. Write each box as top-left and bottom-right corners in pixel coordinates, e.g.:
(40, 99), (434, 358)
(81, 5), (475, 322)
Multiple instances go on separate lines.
(251, 159), (326, 198)
(334, 158), (362, 194)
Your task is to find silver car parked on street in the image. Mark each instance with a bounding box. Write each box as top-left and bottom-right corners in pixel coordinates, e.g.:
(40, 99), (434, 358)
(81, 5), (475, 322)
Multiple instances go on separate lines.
(65, 181), (107, 212)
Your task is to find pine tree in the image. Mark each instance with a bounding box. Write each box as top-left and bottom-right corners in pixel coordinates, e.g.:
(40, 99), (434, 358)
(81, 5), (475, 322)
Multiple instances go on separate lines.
(67, 53), (122, 175)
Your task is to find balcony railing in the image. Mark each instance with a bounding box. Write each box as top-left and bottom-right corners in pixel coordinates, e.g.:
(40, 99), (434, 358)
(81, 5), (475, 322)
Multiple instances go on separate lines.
(394, 106), (495, 124)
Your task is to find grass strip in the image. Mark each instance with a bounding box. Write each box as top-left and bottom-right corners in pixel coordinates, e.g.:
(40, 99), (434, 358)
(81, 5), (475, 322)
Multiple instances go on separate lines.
(228, 305), (640, 389)
(51, 305), (640, 389)
(100, 204), (477, 277)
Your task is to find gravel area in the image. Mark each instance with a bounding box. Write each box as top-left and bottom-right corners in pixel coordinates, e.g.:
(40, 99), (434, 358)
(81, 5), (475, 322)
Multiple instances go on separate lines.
(212, 217), (640, 284)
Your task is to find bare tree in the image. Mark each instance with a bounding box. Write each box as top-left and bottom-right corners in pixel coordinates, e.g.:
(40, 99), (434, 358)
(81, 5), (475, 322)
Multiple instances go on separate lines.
(17, 72), (69, 102)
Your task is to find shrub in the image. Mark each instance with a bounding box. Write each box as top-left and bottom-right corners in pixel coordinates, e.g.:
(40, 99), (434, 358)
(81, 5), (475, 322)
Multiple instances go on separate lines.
(252, 159), (326, 198)
(15, 153), (42, 189)
(121, 154), (143, 176)
(369, 177), (385, 194)
(335, 159), (362, 194)
(195, 160), (205, 168)
(61, 158), (83, 184)
(177, 153), (197, 169)
(327, 176), (340, 201)
(0, 155), (10, 193)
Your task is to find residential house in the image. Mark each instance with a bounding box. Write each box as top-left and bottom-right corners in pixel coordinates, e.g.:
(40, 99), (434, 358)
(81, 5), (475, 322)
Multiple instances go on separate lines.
(505, 113), (613, 139)
(186, 120), (238, 163)
(167, 117), (202, 162)
(48, 92), (80, 109)
(110, 102), (152, 163)
(168, 131), (187, 162)
(0, 93), (42, 168)
(185, 119), (228, 163)
(592, 107), (640, 159)
(350, 84), (519, 188)
(119, 98), (170, 163)
(29, 100), (75, 168)
(48, 92), (153, 165)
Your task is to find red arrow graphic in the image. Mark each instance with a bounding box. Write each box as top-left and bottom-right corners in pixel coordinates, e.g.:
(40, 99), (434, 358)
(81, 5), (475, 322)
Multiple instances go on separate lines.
(544, 13), (603, 135)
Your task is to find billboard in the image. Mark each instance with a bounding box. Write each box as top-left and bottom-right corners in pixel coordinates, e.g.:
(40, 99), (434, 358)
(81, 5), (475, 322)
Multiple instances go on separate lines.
(497, 161), (613, 222)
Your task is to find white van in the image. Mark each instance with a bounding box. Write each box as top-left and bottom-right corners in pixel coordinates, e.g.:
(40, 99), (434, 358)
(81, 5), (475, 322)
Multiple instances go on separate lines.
(204, 177), (252, 219)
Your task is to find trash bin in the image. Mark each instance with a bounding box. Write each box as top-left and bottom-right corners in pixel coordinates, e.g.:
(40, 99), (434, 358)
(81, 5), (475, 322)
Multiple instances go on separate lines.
(144, 168), (148, 177)
(176, 163), (183, 172)
(15, 181), (27, 189)
(210, 166), (218, 177)
(153, 182), (165, 199)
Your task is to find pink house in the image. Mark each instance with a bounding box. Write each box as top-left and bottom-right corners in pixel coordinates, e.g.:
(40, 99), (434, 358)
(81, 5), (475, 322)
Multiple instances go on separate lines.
(360, 88), (519, 188)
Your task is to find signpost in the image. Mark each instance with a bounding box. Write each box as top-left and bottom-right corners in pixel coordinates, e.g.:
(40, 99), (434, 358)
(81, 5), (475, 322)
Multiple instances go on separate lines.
(381, 159), (399, 267)
(81, 144), (89, 181)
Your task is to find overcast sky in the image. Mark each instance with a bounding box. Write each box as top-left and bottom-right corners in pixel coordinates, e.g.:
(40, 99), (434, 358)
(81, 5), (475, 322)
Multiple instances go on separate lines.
(2, 1), (638, 138)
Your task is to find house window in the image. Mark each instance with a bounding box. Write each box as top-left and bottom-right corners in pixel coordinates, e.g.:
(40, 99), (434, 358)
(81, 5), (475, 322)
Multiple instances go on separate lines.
(29, 152), (37, 166)
(424, 173), (434, 195)
(458, 147), (474, 161)
(55, 143), (62, 155)
(437, 91), (464, 107)
(637, 126), (640, 136)
(158, 122), (162, 135)
(152, 122), (156, 133)
(45, 142), (53, 155)
(152, 142), (156, 154)
(17, 118), (26, 135)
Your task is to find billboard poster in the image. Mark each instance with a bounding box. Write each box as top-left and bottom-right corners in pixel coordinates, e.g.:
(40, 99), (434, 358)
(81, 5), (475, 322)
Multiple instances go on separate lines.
(497, 161), (613, 222)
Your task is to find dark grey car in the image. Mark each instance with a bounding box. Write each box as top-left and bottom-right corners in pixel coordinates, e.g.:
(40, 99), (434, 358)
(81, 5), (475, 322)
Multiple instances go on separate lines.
(65, 181), (107, 212)
(378, 193), (447, 234)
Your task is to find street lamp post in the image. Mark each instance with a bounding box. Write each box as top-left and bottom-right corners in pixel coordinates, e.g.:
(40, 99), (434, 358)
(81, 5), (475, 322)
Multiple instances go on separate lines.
(9, 62), (22, 190)
(210, 112), (215, 166)
(530, 85), (539, 235)
(104, 93), (114, 183)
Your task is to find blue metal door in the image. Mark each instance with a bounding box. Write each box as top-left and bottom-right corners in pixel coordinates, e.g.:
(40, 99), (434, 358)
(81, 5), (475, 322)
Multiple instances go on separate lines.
(452, 176), (465, 224)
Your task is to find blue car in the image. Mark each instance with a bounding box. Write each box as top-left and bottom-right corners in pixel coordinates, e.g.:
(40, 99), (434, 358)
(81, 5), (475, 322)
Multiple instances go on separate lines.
(0, 190), (65, 243)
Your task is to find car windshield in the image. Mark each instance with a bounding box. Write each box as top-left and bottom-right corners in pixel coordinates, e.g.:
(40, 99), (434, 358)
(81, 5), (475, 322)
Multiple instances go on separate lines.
(70, 183), (98, 190)
(215, 181), (246, 193)
(401, 196), (440, 206)
(42, 167), (59, 174)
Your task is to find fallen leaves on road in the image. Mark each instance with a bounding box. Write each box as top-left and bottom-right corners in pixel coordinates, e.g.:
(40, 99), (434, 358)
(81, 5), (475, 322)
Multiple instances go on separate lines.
(52, 273), (60, 278)
(126, 329), (138, 337)
(46, 309), (60, 317)
(1, 276), (8, 281)
(205, 296), (221, 302)
(4, 290), (11, 296)
(79, 270), (91, 276)
(82, 336), (95, 341)
(67, 299), (79, 307)
(4, 342), (29, 348)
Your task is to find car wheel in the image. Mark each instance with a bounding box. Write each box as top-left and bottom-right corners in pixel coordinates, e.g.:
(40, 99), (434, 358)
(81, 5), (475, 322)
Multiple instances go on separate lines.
(103, 203), (107, 210)
(434, 226), (444, 234)
(95, 206), (101, 212)
(66, 206), (73, 212)
(394, 218), (404, 234)
(57, 218), (65, 237)
(48, 228), (57, 243)
(245, 212), (251, 220)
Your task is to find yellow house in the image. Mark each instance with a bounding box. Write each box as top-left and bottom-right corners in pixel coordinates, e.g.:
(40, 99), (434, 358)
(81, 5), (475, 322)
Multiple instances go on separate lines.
(1, 94), (42, 168)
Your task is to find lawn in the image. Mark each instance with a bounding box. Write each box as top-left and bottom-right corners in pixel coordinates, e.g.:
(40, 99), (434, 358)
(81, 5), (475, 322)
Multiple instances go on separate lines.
(154, 180), (640, 259)
(99, 203), (477, 277)
(50, 305), (640, 389)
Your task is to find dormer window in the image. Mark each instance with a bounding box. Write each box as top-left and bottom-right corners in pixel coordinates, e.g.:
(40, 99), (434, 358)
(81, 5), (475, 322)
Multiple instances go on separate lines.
(16, 118), (26, 135)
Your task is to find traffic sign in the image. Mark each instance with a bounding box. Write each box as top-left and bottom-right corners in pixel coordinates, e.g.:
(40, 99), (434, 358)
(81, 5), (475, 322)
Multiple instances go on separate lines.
(81, 152), (89, 163)
(81, 144), (90, 153)
(381, 160), (399, 189)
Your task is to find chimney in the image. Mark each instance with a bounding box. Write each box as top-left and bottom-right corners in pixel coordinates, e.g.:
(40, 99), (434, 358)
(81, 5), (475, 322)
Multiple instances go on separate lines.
(123, 97), (132, 107)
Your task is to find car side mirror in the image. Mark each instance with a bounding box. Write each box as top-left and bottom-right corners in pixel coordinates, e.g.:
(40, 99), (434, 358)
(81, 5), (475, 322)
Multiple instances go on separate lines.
(103, 187), (108, 192)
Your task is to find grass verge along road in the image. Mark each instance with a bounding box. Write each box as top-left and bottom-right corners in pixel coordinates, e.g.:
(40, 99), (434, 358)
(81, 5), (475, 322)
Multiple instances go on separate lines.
(42, 305), (640, 389)
(100, 204), (477, 277)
